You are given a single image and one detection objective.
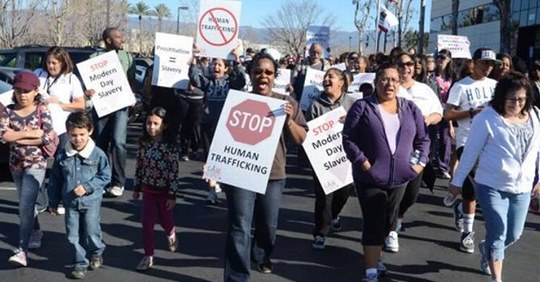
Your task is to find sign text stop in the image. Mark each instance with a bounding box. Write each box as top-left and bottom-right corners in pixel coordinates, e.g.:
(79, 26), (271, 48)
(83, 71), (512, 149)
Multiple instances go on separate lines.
(226, 99), (275, 145)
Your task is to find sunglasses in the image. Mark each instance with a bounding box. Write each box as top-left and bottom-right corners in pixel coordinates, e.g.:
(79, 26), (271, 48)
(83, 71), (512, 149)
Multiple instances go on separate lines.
(398, 61), (415, 67)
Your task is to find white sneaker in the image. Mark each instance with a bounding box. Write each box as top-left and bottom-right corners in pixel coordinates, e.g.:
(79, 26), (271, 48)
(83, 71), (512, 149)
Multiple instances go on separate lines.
(214, 184), (222, 193)
(28, 230), (43, 249)
(136, 256), (153, 271)
(56, 205), (65, 215)
(8, 249), (27, 267)
(107, 186), (124, 197)
(384, 231), (399, 253)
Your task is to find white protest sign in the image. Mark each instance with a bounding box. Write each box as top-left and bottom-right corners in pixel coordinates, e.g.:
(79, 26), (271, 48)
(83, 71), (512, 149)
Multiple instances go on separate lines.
(333, 63), (346, 71)
(306, 26), (330, 58)
(303, 107), (353, 194)
(437, 34), (471, 59)
(204, 90), (287, 194)
(0, 90), (13, 107)
(152, 33), (193, 89)
(300, 68), (325, 111)
(196, 0), (242, 60)
(273, 68), (291, 95)
(349, 72), (375, 95)
(77, 51), (135, 117)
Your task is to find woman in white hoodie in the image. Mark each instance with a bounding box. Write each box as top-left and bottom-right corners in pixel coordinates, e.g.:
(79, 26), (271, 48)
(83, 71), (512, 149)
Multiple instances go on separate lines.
(448, 72), (540, 282)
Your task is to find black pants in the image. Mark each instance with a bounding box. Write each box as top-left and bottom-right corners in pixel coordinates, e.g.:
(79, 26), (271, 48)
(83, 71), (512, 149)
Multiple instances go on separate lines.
(178, 97), (203, 155)
(201, 122), (218, 160)
(312, 173), (351, 237)
(398, 171), (424, 217)
(356, 183), (407, 246)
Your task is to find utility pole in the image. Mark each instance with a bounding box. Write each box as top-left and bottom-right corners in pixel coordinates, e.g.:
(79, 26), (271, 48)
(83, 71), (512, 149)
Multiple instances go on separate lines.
(418, 0), (426, 55)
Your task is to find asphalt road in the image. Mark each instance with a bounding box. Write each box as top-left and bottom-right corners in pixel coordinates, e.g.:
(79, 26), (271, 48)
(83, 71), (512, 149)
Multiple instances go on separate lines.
(0, 122), (539, 282)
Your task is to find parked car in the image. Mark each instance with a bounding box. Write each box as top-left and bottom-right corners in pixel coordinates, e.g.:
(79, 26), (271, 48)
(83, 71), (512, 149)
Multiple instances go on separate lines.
(0, 45), (102, 71)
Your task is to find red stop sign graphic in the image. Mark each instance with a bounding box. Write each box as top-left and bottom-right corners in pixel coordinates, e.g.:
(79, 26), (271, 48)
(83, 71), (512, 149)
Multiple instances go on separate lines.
(226, 99), (275, 145)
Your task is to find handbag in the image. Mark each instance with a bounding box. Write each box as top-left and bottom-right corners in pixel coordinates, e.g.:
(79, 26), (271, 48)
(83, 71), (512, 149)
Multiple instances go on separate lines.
(36, 103), (59, 158)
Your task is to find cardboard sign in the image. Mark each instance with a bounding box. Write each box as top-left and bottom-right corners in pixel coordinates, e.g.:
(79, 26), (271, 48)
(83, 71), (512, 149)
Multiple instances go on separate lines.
(77, 51), (135, 117)
(196, 0), (242, 59)
(152, 33), (193, 89)
(437, 34), (471, 59)
(204, 90), (287, 194)
(303, 107), (353, 194)
(306, 25), (330, 58)
(299, 68), (325, 111)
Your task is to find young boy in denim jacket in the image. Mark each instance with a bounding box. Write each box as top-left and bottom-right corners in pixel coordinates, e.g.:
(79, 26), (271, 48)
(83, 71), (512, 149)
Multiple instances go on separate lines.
(48, 112), (111, 279)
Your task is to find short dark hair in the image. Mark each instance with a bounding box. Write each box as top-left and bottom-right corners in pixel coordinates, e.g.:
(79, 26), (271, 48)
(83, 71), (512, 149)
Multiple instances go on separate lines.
(489, 71), (532, 116)
(102, 27), (119, 42)
(247, 52), (278, 78)
(375, 62), (402, 83)
(65, 112), (93, 132)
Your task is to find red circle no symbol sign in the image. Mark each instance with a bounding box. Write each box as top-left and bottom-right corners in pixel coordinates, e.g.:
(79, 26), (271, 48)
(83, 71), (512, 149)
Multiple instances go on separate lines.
(198, 7), (238, 47)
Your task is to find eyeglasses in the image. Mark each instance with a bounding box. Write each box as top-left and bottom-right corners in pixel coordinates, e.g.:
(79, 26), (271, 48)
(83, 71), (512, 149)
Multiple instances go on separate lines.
(379, 77), (401, 85)
(506, 97), (527, 104)
(397, 61), (415, 67)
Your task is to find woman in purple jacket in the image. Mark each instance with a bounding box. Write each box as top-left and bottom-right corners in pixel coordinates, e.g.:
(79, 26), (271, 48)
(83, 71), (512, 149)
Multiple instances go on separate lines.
(342, 63), (430, 282)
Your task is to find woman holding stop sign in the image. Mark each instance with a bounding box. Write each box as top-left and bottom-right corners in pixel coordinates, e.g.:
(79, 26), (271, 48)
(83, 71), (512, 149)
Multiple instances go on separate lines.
(223, 52), (307, 281)
(342, 63), (430, 282)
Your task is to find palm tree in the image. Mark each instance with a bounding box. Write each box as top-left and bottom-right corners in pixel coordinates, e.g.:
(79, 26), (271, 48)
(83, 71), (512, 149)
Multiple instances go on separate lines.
(153, 3), (171, 32)
(128, 1), (154, 53)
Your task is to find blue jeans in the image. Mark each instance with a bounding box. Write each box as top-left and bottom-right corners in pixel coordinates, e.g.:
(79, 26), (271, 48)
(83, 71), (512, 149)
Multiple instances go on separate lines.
(224, 179), (286, 282)
(93, 107), (128, 187)
(11, 168), (46, 251)
(65, 198), (106, 268)
(475, 183), (530, 261)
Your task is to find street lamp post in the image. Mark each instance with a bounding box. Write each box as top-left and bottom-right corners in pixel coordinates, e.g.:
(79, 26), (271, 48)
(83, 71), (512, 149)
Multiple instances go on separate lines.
(177, 6), (189, 34)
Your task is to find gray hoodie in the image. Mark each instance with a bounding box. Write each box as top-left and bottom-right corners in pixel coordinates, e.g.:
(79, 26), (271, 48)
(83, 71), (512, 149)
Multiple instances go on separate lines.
(306, 91), (357, 121)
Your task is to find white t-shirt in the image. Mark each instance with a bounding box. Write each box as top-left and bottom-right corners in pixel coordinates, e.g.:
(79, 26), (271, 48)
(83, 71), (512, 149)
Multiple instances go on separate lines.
(35, 69), (85, 134)
(397, 81), (443, 117)
(446, 76), (497, 147)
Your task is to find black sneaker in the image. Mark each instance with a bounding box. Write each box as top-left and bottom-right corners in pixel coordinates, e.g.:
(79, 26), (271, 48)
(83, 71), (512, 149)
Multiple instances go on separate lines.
(330, 217), (342, 232)
(70, 267), (87, 279)
(89, 255), (103, 270)
(258, 261), (272, 274)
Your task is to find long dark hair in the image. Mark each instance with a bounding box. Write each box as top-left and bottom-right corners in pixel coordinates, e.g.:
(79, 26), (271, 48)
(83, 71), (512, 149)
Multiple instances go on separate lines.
(436, 49), (455, 81)
(489, 72), (532, 116)
(139, 107), (174, 145)
(41, 46), (74, 75)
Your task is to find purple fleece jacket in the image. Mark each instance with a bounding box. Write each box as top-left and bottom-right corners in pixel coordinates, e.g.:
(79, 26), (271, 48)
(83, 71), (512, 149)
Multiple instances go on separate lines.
(342, 95), (430, 189)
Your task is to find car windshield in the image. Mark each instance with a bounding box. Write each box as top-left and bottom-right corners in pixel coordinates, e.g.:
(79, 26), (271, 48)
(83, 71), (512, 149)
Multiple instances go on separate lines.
(0, 52), (17, 67)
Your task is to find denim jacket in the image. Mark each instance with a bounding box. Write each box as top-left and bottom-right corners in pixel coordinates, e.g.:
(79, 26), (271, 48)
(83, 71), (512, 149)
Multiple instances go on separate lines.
(48, 139), (111, 208)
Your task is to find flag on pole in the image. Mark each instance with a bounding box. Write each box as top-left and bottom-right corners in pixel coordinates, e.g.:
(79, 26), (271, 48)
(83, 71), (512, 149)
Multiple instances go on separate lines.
(378, 5), (398, 33)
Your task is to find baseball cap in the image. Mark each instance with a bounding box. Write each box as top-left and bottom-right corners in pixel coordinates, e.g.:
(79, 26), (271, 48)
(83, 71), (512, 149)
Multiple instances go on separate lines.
(246, 47), (255, 54)
(472, 48), (499, 63)
(13, 71), (40, 92)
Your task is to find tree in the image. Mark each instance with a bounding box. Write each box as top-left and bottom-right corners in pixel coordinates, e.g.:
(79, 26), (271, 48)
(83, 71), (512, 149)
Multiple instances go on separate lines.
(0, 0), (41, 48)
(45, 0), (71, 46)
(403, 30), (429, 52)
(128, 1), (154, 53)
(261, 0), (335, 57)
(393, 0), (414, 48)
(493, 0), (513, 54)
(153, 3), (170, 32)
(353, 0), (374, 55)
(451, 0), (459, 35)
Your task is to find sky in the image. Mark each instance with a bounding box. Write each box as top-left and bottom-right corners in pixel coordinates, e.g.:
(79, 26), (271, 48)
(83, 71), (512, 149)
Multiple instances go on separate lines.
(134, 0), (432, 33)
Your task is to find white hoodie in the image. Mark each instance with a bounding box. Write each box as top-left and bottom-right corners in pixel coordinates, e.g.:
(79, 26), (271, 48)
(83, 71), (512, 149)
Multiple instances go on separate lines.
(451, 106), (540, 194)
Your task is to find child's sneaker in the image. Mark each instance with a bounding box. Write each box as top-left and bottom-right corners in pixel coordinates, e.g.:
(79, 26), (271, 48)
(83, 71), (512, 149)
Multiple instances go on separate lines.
(70, 267), (87, 279)
(478, 240), (491, 275)
(8, 249), (27, 267)
(136, 256), (154, 271)
(206, 189), (218, 205)
(168, 233), (179, 252)
(89, 255), (103, 270)
(330, 217), (342, 231)
(312, 235), (325, 249)
(28, 230), (43, 249)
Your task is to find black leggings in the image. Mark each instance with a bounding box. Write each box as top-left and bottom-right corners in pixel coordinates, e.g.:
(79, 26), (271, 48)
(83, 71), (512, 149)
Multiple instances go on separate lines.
(356, 183), (406, 246)
(456, 146), (476, 201)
